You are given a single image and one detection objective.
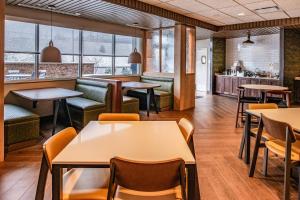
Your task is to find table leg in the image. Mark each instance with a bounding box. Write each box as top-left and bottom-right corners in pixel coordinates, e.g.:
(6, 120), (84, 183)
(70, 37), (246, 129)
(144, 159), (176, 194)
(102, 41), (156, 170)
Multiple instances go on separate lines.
(33, 101), (38, 108)
(260, 91), (266, 103)
(52, 164), (62, 200)
(146, 89), (151, 117)
(52, 100), (60, 135)
(244, 113), (251, 164)
(150, 88), (159, 114)
(187, 164), (200, 200)
(61, 99), (73, 127)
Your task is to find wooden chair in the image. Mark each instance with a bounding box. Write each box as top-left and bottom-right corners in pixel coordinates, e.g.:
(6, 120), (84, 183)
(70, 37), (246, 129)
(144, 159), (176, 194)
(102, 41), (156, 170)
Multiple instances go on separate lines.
(98, 113), (140, 121)
(35, 127), (109, 200)
(265, 90), (292, 108)
(107, 157), (187, 200)
(178, 118), (194, 143)
(249, 114), (300, 200)
(235, 87), (260, 128)
(239, 103), (278, 175)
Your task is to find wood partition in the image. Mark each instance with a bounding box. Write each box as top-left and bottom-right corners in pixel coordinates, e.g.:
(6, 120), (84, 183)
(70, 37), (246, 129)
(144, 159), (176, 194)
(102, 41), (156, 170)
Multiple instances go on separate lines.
(0, 0), (4, 161)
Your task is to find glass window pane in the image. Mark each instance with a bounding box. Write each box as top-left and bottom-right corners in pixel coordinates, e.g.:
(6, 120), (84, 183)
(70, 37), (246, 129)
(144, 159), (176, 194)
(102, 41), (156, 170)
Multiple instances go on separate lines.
(115, 35), (133, 56)
(115, 57), (139, 75)
(39, 55), (79, 79)
(82, 56), (112, 76)
(161, 28), (174, 73)
(148, 30), (160, 72)
(5, 20), (36, 52)
(4, 53), (35, 81)
(83, 31), (113, 56)
(39, 25), (79, 54)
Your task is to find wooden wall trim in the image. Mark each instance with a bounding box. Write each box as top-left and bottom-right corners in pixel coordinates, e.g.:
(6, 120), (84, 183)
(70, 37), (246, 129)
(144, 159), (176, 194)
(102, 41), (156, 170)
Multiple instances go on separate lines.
(0, 0), (5, 161)
(102, 0), (217, 31)
(219, 17), (300, 31)
(5, 5), (144, 37)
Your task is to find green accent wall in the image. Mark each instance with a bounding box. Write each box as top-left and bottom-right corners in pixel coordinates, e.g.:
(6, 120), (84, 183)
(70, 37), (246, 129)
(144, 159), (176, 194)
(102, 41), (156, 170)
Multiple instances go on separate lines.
(212, 38), (226, 74)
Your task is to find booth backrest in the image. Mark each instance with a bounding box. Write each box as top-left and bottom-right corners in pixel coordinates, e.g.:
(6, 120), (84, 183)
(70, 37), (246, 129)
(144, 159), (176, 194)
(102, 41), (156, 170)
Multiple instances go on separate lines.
(140, 76), (174, 94)
(75, 79), (112, 110)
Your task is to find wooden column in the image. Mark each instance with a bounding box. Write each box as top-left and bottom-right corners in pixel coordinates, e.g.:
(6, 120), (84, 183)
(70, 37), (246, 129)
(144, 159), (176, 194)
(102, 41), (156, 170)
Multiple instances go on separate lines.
(0, 0), (5, 161)
(174, 24), (196, 111)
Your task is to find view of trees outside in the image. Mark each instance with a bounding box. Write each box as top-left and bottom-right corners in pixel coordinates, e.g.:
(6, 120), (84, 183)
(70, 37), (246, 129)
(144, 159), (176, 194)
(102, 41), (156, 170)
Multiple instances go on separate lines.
(4, 20), (141, 81)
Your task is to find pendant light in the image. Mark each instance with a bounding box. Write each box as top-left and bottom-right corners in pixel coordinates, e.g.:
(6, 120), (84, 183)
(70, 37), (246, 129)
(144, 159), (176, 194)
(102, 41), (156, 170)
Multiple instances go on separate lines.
(128, 23), (142, 64)
(41, 5), (62, 63)
(242, 31), (254, 47)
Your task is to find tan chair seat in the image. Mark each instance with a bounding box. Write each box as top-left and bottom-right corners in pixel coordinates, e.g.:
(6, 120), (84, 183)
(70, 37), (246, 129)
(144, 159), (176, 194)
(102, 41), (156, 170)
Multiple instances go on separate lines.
(114, 186), (182, 200)
(265, 140), (300, 161)
(251, 128), (274, 140)
(63, 168), (109, 200)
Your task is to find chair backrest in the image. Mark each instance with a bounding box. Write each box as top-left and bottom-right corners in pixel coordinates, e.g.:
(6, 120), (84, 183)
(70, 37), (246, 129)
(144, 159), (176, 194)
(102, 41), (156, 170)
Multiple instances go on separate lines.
(261, 114), (295, 142)
(43, 127), (77, 172)
(108, 157), (186, 199)
(178, 118), (194, 143)
(98, 113), (140, 121)
(248, 103), (278, 110)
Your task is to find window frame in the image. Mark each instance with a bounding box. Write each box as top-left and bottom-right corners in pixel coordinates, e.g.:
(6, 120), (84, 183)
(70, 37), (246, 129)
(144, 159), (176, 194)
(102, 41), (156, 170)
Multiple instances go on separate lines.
(4, 20), (142, 83)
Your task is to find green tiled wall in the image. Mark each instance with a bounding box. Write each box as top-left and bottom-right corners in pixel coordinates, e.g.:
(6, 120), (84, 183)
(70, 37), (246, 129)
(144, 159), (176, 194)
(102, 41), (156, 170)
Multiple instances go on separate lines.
(212, 38), (226, 74)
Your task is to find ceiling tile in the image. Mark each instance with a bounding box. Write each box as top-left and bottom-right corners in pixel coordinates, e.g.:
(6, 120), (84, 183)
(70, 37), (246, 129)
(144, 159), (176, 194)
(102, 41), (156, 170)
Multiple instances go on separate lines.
(196, 0), (238, 9)
(235, 0), (266, 4)
(138, 0), (162, 5)
(238, 14), (265, 22)
(219, 5), (255, 17)
(273, 0), (300, 11)
(259, 11), (289, 20)
(167, 0), (212, 13)
(156, 2), (191, 14)
(245, 0), (277, 10)
(286, 8), (300, 17)
(186, 13), (213, 21)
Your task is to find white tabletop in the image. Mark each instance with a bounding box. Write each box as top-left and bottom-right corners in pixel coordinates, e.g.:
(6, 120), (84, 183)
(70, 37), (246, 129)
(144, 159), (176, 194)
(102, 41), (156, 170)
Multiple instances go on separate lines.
(241, 84), (288, 91)
(246, 108), (300, 132)
(122, 81), (160, 89)
(13, 88), (83, 101)
(53, 121), (195, 165)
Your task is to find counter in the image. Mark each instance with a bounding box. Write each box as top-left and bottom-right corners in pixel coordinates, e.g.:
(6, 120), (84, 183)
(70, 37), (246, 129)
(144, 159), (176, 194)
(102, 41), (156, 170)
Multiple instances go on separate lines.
(214, 74), (281, 97)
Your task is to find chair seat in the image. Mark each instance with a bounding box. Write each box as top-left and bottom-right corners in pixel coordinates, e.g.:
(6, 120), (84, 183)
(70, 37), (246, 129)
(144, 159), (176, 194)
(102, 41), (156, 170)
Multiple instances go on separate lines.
(251, 128), (274, 140)
(63, 168), (109, 200)
(114, 186), (182, 200)
(67, 97), (106, 110)
(265, 140), (300, 161)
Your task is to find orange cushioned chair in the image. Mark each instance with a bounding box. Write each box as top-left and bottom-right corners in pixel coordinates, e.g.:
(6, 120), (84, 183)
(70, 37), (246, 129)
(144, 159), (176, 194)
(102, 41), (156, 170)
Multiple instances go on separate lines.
(107, 157), (187, 200)
(35, 127), (109, 200)
(98, 113), (140, 121)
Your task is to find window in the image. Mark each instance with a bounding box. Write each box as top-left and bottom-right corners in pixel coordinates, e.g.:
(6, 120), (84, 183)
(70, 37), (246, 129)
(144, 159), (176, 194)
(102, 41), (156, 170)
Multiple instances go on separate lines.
(39, 25), (80, 79)
(82, 31), (113, 76)
(4, 20), (36, 81)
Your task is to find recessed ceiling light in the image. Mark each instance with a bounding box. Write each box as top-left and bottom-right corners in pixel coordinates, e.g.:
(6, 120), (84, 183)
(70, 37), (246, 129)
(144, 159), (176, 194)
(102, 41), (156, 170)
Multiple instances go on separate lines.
(238, 12), (245, 16)
(255, 6), (280, 14)
(74, 12), (81, 16)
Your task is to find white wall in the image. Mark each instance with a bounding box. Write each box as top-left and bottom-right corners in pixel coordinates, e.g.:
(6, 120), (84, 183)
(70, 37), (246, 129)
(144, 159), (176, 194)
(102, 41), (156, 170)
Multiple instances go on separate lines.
(196, 39), (211, 92)
(226, 34), (280, 74)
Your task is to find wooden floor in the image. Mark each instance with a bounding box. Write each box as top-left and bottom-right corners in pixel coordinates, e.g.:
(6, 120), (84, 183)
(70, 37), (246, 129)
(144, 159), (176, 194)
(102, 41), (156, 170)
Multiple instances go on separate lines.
(0, 95), (298, 200)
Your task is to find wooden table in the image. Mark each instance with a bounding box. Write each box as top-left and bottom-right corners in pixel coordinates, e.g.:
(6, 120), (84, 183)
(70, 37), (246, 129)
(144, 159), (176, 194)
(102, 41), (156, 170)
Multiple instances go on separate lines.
(12, 88), (82, 135)
(122, 81), (160, 116)
(239, 108), (300, 164)
(52, 121), (200, 200)
(241, 84), (288, 101)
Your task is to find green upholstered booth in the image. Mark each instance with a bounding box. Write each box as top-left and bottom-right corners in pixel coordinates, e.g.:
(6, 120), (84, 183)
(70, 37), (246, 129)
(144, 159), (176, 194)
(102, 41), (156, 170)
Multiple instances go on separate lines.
(67, 79), (112, 128)
(127, 76), (174, 111)
(122, 96), (139, 113)
(4, 104), (40, 151)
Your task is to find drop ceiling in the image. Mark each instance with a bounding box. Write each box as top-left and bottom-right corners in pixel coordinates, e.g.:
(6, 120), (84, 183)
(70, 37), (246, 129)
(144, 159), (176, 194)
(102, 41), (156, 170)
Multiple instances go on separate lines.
(139, 0), (300, 25)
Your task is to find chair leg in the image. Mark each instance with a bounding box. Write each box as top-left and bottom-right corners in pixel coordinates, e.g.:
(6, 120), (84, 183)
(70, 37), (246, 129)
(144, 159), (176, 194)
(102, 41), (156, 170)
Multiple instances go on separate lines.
(262, 148), (268, 176)
(249, 121), (263, 177)
(297, 167), (300, 200)
(238, 130), (245, 159)
(284, 131), (292, 200)
(235, 101), (241, 128)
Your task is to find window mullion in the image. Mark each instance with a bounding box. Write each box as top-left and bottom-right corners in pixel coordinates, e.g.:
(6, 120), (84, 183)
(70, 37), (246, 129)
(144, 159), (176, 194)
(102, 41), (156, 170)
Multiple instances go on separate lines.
(112, 35), (116, 76)
(35, 24), (39, 80)
(79, 29), (83, 78)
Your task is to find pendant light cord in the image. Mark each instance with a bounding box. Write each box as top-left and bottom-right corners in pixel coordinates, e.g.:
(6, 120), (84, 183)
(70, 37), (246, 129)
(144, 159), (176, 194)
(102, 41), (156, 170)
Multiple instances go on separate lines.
(50, 7), (53, 41)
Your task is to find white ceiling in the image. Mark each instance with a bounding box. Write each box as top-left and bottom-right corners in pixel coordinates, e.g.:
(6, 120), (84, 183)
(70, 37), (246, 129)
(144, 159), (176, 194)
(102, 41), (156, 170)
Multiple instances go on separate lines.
(138, 0), (300, 25)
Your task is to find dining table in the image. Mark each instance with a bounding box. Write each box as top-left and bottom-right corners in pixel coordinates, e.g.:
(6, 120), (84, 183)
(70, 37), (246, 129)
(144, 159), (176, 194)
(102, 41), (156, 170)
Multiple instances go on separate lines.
(239, 108), (300, 164)
(51, 121), (200, 200)
(12, 88), (83, 135)
(122, 81), (161, 116)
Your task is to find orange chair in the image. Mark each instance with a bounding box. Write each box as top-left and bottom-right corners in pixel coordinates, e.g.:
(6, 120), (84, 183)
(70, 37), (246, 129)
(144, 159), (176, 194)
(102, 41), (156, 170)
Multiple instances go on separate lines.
(98, 113), (140, 121)
(178, 118), (194, 144)
(35, 127), (109, 200)
(107, 157), (187, 200)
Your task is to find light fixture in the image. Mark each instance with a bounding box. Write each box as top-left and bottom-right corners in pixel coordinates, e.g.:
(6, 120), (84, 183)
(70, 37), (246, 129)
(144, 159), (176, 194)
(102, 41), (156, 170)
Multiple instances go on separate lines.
(242, 31), (254, 46)
(40, 5), (62, 63)
(128, 23), (142, 64)
(237, 12), (245, 16)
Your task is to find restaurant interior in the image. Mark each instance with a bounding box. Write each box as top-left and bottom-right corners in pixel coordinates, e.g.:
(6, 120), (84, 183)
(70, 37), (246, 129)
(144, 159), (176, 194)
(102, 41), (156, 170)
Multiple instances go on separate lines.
(1, 0), (300, 200)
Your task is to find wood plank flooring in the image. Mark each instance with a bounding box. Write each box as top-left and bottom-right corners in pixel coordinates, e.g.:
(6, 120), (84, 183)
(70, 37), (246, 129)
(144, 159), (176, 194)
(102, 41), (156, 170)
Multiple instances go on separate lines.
(0, 95), (298, 200)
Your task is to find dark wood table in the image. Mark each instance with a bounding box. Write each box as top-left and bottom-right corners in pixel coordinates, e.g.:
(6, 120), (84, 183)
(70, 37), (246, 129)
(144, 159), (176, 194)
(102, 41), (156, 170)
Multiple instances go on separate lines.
(122, 81), (160, 116)
(12, 88), (83, 135)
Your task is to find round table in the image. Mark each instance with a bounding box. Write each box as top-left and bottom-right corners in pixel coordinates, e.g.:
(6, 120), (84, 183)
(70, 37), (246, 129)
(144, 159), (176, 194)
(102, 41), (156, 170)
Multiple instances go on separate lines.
(241, 84), (288, 102)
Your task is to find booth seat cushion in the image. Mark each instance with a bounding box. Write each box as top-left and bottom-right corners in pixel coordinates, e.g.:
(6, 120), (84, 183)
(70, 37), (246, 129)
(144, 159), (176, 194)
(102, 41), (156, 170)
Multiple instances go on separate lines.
(67, 97), (106, 111)
(122, 96), (139, 113)
(140, 76), (174, 94)
(4, 104), (39, 124)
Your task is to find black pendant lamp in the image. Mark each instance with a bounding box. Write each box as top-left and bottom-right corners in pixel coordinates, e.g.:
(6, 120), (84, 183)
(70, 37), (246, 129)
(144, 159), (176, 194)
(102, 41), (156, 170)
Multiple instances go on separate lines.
(242, 31), (254, 46)
(41, 5), (62, 63)
(128, 23), (142, 64)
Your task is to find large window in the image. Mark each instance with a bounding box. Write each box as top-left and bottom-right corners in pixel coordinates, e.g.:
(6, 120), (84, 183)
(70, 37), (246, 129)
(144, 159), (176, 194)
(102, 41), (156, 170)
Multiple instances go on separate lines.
(4, 20), (142, 82)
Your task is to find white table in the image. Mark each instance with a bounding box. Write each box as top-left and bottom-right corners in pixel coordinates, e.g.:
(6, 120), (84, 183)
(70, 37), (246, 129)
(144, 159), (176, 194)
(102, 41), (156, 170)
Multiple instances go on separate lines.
(52, 121), (199, 200)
